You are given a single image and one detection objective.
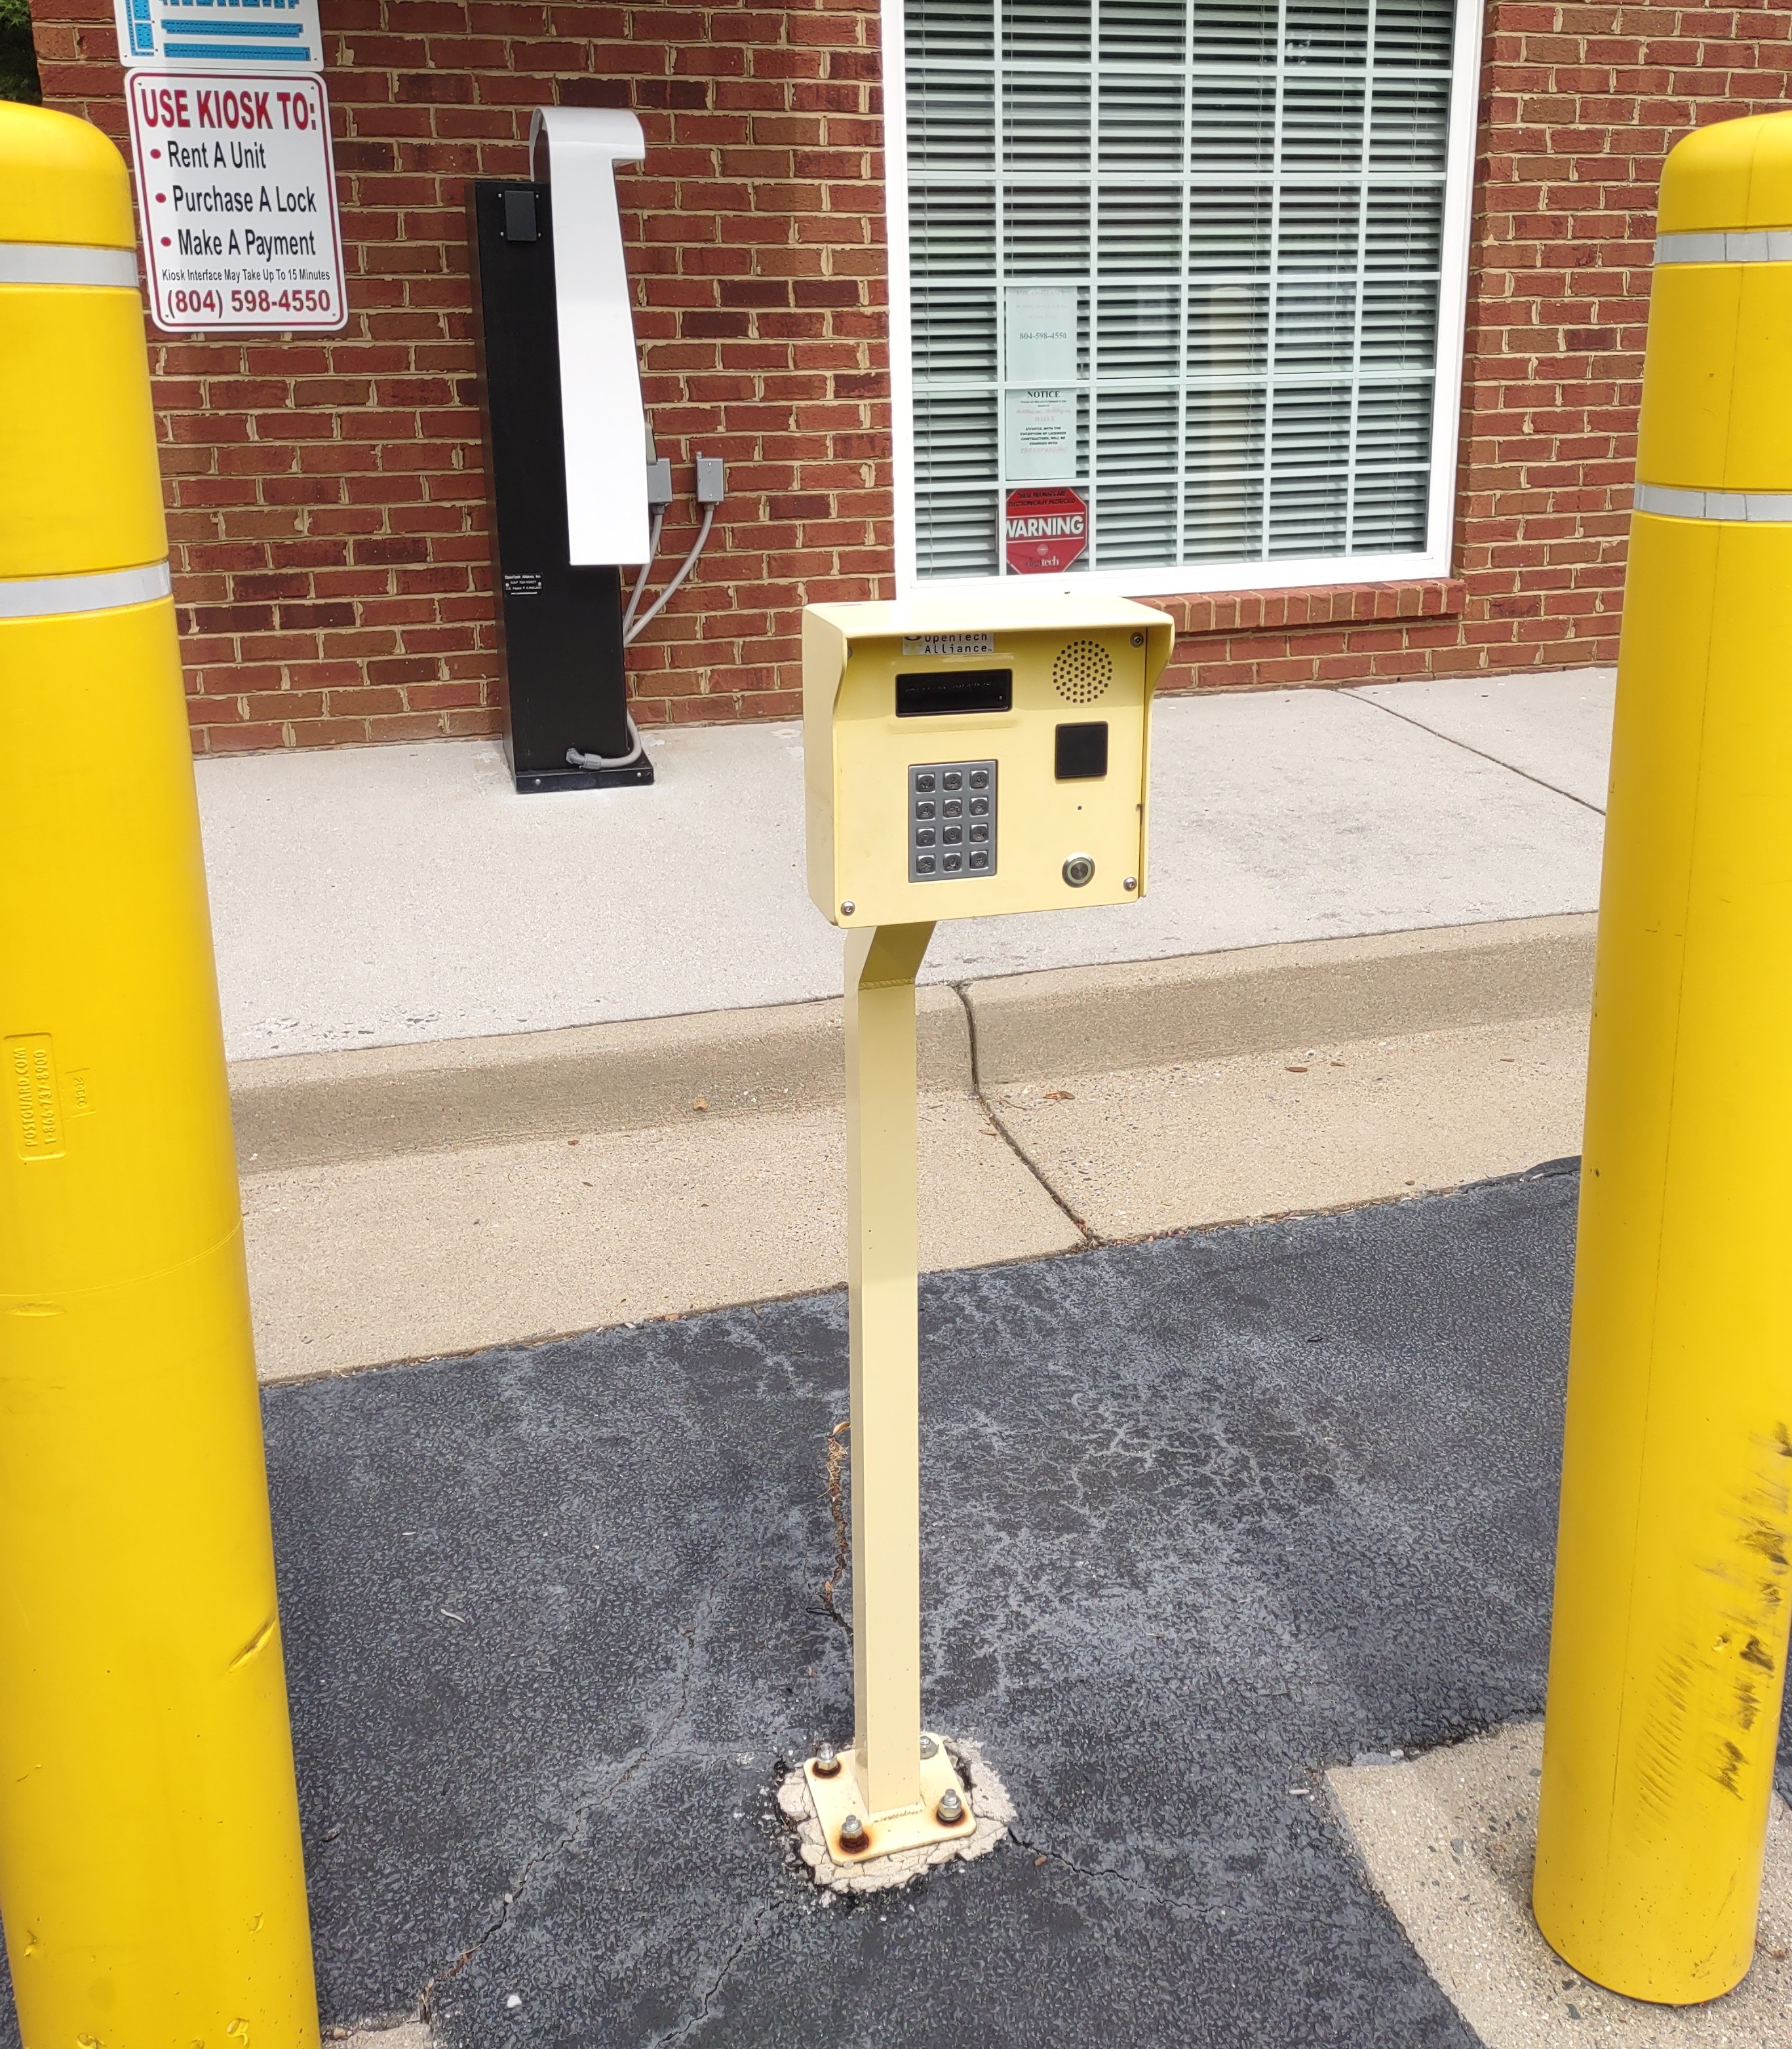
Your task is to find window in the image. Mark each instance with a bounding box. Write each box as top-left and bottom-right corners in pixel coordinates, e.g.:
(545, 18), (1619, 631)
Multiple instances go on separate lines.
(886, 0), (1481, 595)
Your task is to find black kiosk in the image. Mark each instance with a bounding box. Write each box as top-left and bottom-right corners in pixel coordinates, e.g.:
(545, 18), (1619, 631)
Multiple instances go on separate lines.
(468, 113), (653, 793)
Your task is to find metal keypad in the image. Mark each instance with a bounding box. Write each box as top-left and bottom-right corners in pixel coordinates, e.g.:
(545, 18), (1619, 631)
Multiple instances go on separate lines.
(910, 760), (996, 881)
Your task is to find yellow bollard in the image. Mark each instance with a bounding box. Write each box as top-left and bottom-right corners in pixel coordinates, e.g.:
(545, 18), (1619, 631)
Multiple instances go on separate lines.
(0, 106), (319, 2046)
(1533, 109), (1792, 2003)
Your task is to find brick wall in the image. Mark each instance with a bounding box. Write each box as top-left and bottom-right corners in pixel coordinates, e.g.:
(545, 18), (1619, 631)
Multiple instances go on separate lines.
(31, 0), (1792, 754)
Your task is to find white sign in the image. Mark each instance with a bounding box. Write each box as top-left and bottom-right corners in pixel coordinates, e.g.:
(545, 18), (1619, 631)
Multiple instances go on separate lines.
(126, 69), (345, 332)
(114, 0), (324, 69)
(1004, 286), (1078, 384)
(1005, 389), (1078, 482)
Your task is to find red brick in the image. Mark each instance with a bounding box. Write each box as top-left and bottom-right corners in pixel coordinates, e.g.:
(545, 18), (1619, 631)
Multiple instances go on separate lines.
(33, 0), (1778, 754)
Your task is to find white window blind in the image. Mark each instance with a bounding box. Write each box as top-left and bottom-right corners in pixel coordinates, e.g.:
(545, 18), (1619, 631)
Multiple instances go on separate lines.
(893, 0), (1470, 589)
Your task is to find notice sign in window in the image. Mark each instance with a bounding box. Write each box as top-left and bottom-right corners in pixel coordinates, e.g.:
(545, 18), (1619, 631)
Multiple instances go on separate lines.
(1004, 389), (1077, 482)
(127, 69), (346, 332)
(1003, 286), (1078, 384)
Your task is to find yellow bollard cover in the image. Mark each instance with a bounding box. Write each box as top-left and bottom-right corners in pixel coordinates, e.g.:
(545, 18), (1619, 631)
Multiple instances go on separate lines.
(0, 105), (166, 581)
(1639, 115), (1792, 497)
(0, 100), (136, 250)
(1534, 108), (1792, 2006)
(0, 100), (320, 2049)
(1658, 110), (1792, 235)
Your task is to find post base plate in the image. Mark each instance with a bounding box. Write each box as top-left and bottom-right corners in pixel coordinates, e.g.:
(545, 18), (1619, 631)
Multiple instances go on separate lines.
(802, 1736), (976, 1865)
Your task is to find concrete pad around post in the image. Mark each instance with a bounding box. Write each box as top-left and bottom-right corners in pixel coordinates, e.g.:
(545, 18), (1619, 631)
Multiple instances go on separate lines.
(1331, 1723), (1792, 2047)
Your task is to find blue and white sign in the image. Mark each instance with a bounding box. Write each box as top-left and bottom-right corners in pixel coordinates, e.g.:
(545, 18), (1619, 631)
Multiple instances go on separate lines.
(114, 0), (324, 70)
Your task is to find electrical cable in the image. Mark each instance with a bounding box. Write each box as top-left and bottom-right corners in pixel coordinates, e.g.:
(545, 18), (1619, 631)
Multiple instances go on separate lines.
(568, 461), (722, 773)
(620, 505), (665, 641)
(565, 712), (646, 773)
(623, 502), (716, 645)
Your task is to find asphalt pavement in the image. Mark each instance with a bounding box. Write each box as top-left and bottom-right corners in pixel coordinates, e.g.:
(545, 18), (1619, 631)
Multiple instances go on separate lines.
(7, 1165), (1601, 2047)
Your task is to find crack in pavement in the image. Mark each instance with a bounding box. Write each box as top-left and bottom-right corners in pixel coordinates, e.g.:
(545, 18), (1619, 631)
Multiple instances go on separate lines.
(953, 984), (1100, 1247)
(1005, 1826), (1188, 1912)
(418, 1599), (712, 2035)
(646, 1903), (777, 2048)
(1337, 685), (1607, 817)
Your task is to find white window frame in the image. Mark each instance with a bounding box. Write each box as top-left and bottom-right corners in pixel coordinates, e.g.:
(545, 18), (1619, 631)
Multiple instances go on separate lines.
(882, 0), (1486, 600)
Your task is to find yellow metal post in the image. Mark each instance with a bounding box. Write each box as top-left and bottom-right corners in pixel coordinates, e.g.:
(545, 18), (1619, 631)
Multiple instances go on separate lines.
(804, 918), (977, 1859)
(1533, 110), (1792, 2004)
(845, 922), (934, 1823)
(0, 106), (319, 2046)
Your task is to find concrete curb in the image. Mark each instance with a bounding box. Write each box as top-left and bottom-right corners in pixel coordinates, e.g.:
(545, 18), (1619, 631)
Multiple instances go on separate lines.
(231, 914), (1596, 1177)
(231, 989), (973, 1175)
(964, 912), (1597, 1083)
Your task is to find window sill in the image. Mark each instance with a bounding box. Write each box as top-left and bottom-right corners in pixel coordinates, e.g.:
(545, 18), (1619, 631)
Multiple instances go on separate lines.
(1150, 576), (1468, 640)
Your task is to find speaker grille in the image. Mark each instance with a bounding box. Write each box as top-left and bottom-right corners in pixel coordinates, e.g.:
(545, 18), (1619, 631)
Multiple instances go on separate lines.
(1053, 639), (1112, 705)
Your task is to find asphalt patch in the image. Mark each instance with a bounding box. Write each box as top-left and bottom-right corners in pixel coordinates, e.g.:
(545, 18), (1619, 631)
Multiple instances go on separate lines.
(6, 1163), (1747, 2048)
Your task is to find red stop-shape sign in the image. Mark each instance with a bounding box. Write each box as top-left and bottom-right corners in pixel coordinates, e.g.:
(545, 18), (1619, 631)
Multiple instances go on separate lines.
(1005, 486), (1089, 574)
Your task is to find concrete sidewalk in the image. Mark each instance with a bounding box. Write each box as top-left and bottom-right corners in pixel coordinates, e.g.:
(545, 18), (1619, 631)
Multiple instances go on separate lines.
(199, 669), (1612, 1063)
(203, 668), (1614, 1382)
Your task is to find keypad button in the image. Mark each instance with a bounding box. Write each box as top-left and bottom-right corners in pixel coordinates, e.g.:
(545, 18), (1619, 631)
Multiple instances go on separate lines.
(916, 854), (936, 872)
(968, 823), (988, 843)
(943, 798), (962, 818)
(968, 796), (988, 815)
(914, 801), (935, 820)
(915, 828), (935, 847)
(943, 852), (963, 871)
(943, 772), (962, 791)
(968, 849), (990, 870)
(943, 825), (962, 845)
(968, 769), (989, 789)
(914, 773), (935, 793)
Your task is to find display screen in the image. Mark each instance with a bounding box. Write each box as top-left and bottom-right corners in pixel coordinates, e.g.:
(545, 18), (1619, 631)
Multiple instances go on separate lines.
(895, 669), (1013, 717)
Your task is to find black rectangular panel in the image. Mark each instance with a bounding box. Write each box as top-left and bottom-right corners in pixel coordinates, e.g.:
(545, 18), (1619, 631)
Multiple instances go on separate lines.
(469, 179), (647, 792)
(895, 669), (1013, 718)
(502, 187), (539, 243)
(1055, 721), (1110, 779)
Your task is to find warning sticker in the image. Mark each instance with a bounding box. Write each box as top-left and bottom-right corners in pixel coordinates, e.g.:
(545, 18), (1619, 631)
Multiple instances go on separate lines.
(126, 68), (346, 332)
(1004, 485), (1089, 576)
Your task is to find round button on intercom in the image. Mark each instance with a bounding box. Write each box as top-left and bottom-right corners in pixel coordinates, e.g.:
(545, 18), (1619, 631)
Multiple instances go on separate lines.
(1062, 854), (1096, 888)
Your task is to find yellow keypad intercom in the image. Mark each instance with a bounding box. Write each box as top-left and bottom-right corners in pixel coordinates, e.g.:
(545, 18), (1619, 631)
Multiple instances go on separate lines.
(793, 590), (1178, 1875)
(804, 594), (1177, 927)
